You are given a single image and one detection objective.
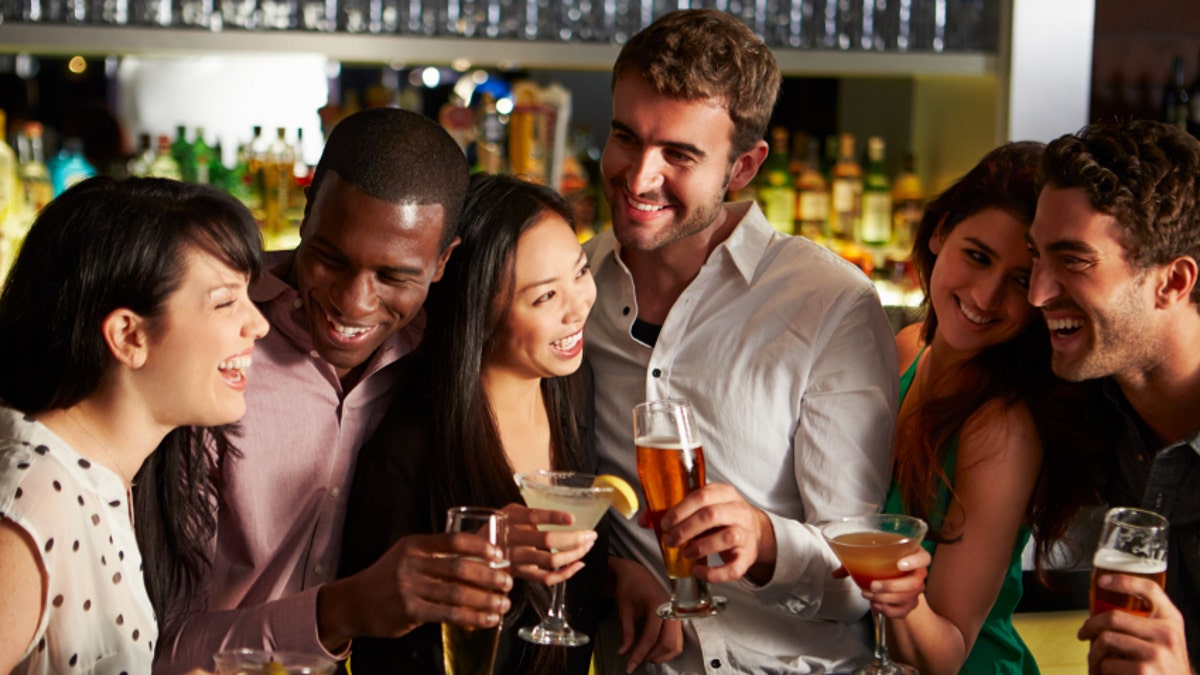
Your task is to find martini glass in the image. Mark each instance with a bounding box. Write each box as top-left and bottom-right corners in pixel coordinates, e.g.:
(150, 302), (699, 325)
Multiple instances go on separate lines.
(822, 514), (927, 675)
(515, 470), (613, 646)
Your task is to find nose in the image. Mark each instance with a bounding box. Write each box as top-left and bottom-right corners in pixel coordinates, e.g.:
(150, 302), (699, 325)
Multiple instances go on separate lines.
(246, 303), (270, 340)
(626, 151), (665, 196)
(329, 273), (379, 319)
(975, 270), (1007, 310)
(1027, 260), (1056, 308)
(566, 277), (597, 325)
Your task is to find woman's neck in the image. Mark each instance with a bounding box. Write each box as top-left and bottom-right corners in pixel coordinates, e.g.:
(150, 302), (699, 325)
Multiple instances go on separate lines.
(37, 392), (166, 490)
(480, 365), (553, 475)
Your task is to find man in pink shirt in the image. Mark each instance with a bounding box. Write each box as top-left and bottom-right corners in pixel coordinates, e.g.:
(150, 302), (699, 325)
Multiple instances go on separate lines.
(155, 108), (513, 671)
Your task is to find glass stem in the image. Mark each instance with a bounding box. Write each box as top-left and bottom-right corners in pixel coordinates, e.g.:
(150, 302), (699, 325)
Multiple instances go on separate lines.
(545, 581), (569, 628)
(873, 608), (893, 666)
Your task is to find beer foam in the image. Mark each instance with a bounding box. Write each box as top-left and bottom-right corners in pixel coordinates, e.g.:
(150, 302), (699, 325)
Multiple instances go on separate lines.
(1093, 548), (1167, 575)
(635, 436), (701, 451)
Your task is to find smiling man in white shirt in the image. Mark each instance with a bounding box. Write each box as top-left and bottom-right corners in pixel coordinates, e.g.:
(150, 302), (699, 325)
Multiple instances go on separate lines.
(584, 9), (899, 674)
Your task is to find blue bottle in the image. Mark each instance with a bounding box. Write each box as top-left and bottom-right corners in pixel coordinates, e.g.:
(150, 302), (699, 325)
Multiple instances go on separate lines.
(49, 138), (97, 197)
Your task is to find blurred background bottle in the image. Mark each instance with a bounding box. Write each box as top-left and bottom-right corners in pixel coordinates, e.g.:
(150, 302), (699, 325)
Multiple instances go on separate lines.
(891, 150), (922, 252)
(147, 134), (182, 180)
(859, 135), (891, 248)
(828, 132), (861, 243)
(756, 126), (796, 235)
(793, 135), (828, 242)
(48, 138), (97, 197)
(15, 120), (53, 218)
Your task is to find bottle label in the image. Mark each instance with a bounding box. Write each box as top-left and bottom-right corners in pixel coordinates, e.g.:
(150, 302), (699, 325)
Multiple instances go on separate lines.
(797, 191), (829, 222)
(861, 192), (893, 245)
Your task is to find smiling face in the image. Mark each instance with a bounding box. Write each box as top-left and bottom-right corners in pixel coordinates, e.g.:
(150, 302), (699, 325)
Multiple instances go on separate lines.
(295, 172), (454, 380)
(1028, 185), (1159, 382)
(141, 246), (269, 427)
(928, 207), (1036, 358)
(484, 213), (596, 382)
(600, 74), (759, 253)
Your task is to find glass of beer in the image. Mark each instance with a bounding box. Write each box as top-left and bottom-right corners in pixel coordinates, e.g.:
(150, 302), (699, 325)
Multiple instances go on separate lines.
(822, 514), (927, 675)
(442, 506), (509, 675)
(632, 398), (727, 619)
(1090, 506), (1168, 617)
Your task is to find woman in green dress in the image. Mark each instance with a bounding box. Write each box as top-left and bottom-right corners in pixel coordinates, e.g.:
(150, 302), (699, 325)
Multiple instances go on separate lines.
(863, 142), (1102, 674)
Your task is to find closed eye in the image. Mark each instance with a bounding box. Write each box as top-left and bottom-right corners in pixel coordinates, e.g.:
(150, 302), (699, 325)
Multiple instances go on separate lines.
(534, 290), (556, 305)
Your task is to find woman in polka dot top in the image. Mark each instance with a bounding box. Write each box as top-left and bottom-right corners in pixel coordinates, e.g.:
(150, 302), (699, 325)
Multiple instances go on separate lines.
(0, 177), (269, 674)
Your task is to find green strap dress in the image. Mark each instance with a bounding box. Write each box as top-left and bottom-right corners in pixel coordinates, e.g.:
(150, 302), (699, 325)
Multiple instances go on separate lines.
(883, 352), (1039, 674)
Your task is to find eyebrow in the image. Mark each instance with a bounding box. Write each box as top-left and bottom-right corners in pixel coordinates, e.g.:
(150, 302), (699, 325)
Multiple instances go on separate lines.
(311, 235), (425, 277)
(517, 250), (587, 294)
(611, 120), (708, 160)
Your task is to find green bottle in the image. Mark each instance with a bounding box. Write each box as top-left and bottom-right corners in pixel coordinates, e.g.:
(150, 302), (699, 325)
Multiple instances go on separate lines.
(171, 125), (194, 182)
(191, 127), (214, 184)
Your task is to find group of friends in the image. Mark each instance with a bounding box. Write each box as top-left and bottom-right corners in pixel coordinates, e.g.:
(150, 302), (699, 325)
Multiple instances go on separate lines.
(0, 8), (1198, 675)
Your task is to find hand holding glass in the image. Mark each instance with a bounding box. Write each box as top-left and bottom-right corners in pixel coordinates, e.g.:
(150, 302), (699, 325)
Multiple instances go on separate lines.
(441, 506), (509, 675)
(1090, 506), (1168, 618)
(632, 398), (727, 619)
(822, 514), (927, 675)
(515, 470), (613, 646)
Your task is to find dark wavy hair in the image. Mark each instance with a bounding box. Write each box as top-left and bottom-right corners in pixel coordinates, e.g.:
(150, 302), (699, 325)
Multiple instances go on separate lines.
(0, 176), (263, 628)
(613, 8), (781, 158)
(423, 173), (584, 674)
(1040, 119), (1200, 306)
(896, 143), (1103, 579)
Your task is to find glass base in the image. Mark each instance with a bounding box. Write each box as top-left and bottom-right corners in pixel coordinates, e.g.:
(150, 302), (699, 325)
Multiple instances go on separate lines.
(518, 623), (590, 647)
(853, 660), (919, 675)
(655, 595), (727, 620)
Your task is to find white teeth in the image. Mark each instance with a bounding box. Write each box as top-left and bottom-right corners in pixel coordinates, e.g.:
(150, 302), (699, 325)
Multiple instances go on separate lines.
(219, 355), (252, 371)
(630, 199), (666, 212)
(1047, 317), (1084, 331)
(957, 299), (991, 325)
(328, 316), (371, 337)
(552, 332), (582, 350)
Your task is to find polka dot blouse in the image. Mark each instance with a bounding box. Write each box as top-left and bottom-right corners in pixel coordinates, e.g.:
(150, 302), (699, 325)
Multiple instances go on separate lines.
(0, 405), (157, 674)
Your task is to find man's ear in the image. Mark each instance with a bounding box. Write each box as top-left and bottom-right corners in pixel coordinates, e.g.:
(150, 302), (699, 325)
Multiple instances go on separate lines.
(102, 308), (151, 370)
(727, 140), (769, 193)
(1155, 255), (1199, 309)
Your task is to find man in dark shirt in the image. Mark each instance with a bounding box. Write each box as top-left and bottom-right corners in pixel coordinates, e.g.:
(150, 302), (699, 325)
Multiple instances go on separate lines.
(1028, 119), (1200, 673)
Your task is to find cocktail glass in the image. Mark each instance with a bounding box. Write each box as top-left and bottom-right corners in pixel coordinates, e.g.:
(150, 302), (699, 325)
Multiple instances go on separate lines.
(1090, 506), (1168, 617)
(213, 648), (336, 675)
(441, 506), (509, 675)
(632, 398), (727, 620)
(822, 514), (927, 675)
(514, 470), (614, 646)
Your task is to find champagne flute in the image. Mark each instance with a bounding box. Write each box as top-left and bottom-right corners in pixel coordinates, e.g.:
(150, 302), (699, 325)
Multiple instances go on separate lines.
(441, 506), (509, 675)
(514, 470), (614, 646)
(632, 398), (727, 619)
(822, 514), (927, 675)
(1090, 506), (1168, 617)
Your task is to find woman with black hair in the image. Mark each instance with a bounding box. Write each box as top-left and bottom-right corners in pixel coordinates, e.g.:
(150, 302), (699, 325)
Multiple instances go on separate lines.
(340, 173), (675, 675)
(0, 176), (269, 673)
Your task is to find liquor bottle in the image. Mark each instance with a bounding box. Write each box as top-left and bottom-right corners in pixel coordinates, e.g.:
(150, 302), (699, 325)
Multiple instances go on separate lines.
(860, 136), (892, 248)
(473, 92), (508, 175)
(192, 127), (214, 184)
(147, 134), (182, 180)
(171, 125), (194, 182)
(261, 127), (295, 247)
(15, 121), (53, 218)
(127, 132), (155, 177)
(48, 138), (97, 197)
(828, 132), (862, 244)
(1163, 56), (1190, 131)
(756, 126), (797, 235)
(793, 136), (829, 242)
(891, 151), (923, 253)
(0, 110), (15, 226)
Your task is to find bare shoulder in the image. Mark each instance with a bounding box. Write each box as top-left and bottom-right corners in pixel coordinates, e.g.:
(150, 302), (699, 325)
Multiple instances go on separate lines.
(958, 398), (1041, 470)
(0, 517), (45, 668)
(895, 323), (926, 374)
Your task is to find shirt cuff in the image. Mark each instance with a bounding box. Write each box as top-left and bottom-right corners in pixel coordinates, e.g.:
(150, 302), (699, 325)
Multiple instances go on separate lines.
(277, 586), (353, 661)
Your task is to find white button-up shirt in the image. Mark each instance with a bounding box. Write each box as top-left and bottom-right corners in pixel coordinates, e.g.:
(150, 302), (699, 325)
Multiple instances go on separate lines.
(586, 202), (898, 674)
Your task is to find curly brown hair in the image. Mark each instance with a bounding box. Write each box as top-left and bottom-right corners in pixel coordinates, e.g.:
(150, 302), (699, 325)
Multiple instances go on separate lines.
(612, 9), (781, 159)
(1040, 120), (1200, 305)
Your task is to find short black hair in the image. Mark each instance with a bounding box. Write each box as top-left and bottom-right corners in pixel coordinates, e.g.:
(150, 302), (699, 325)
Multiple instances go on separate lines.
(306, 108), (470, 250)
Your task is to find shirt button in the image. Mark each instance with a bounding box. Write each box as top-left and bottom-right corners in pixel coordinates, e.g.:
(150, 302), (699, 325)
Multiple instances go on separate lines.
(331, 486), (341, 498)
(314, 563), (326, 576)
(293, 298), (303, 310)
(622, 306), (631, 316)
(710, 659), (722, 669)
(310, 350), (320, 358)
(652, 368), (662, 378)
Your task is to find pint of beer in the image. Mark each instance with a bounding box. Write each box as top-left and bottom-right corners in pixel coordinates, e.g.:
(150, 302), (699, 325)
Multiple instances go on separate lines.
(1089, 506), (1168, 618)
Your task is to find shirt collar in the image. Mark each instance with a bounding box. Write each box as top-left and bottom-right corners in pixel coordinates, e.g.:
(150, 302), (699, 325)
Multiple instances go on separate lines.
(590, 200), (774, 285)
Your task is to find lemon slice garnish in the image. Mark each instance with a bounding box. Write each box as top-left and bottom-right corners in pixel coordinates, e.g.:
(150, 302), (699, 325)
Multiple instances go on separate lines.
(594, 474), (639, 519)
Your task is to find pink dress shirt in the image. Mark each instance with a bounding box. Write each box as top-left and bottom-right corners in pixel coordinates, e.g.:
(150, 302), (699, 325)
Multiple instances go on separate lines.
(155, 252), (423, 673)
